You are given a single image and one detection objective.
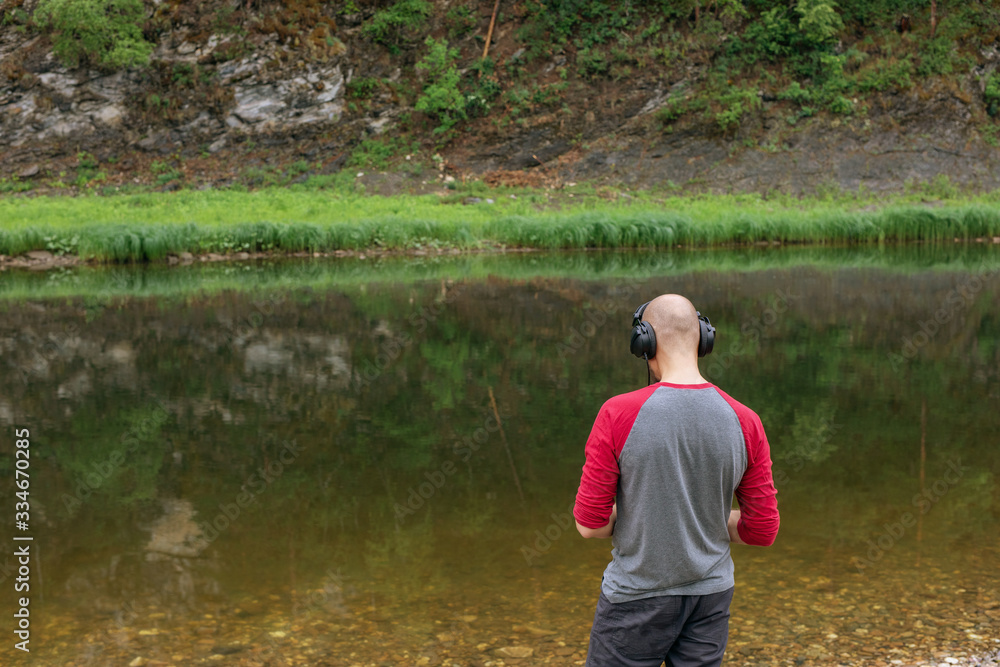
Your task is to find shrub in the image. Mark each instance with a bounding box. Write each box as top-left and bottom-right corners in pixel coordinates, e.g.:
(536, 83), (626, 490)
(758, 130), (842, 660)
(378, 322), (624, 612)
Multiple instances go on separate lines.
(732, 6), (798, 64)
(34, 0), (153, 69)
(464, 57), (501, 116)
(346, 77), (380, 99)
(795, 0), (844, 46)
(361, 0), (431, 52)
(577, 47), (610, 78)
(856, 57), (914, 92)
(445, 5), (476, 39)
(415, 37), (466, 134)
(778, 81), (813, 104)
(986, 73), (1000, 118)
(466, 79), (501, 117)
(518, 0), (636, 61)
(347, 137), (409, 170)
(712, 86), (761, 133)
(916, 37), (956, 77)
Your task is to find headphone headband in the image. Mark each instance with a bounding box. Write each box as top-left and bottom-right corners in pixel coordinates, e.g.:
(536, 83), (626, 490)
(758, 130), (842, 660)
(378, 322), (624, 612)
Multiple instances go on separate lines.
(632, 301), (650, 328)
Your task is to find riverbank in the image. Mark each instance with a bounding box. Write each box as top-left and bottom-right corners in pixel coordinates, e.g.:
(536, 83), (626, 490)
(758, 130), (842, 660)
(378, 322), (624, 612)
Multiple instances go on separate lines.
(2, 184), (1000, 265)
(3, 0), (1000, 200)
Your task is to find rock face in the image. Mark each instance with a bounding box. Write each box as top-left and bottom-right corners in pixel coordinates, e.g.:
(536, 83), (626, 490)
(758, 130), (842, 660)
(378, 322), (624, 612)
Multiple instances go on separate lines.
(0, 29), (347, 155)
(0, 14), (998, 194)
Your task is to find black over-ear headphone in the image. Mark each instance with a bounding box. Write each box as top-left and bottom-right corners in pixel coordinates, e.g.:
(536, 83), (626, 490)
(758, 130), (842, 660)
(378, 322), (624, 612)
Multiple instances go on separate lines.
(630, 301), (716, 359)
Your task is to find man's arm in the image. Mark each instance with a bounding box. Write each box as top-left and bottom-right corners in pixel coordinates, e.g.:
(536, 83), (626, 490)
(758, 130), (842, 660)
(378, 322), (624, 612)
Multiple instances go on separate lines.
(721, 397), (780, 546)
(577, 502), (616, 539)
(727, 508), (746, 545)
(574, 401), (623, 536)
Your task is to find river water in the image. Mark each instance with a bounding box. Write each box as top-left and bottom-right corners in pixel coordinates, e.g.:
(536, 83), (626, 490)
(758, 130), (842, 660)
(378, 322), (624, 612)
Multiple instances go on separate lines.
(0, 247), (998, 666)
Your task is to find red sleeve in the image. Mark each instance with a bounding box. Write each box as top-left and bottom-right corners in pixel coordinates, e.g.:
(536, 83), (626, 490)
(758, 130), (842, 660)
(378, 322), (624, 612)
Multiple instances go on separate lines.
(573, 389), (651, 529)
(715, 389), (780, 546)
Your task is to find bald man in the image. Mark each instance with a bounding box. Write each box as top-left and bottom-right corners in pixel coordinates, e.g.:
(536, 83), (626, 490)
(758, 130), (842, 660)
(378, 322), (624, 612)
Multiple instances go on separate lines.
(574, 294), (779, 667)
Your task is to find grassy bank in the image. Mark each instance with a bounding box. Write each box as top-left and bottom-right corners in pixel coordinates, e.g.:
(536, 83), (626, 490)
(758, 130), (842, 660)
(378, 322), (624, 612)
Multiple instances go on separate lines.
(2, 186), (1000, 262)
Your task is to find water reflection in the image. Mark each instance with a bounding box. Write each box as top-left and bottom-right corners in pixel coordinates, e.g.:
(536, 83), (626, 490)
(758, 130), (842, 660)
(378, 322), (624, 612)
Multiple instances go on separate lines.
(0, 247), (997, 665)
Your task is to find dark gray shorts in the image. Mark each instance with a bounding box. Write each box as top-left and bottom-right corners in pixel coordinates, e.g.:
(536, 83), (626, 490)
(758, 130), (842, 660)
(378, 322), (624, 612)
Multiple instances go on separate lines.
(585, 587), (735, 667)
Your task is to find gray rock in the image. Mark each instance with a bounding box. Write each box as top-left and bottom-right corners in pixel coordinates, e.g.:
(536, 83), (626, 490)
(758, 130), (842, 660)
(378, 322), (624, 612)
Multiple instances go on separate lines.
(47, 119), (91, 139)
(93, 105), (124, 127)
(296, 101), (343, 126)
(18, 165), (39, 178)
(36, 72), (78, 97)
(315, 70), (344, 103)
(207, 137), (227, 154)
(137, 135), (160, 151)
(233, 85), (287, 123)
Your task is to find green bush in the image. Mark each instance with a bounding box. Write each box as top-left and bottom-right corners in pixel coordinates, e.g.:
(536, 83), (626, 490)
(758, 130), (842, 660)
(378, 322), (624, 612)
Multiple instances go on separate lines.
(347, 137), (406, 170)
(518, 0), (636, 61)
(466, 78), (501, 117)
(577, 47), (610, 78)
(463, 58), (501, 117)
(346, 77), (380, 99)
(916, 37), (956, 77)
(712, 86), (761, 133)
(34, 0), (153, 69)
(445, 5), (477, 39)
(779, 81), (814, 104)
(731, 7), (798, 65)
(856, 57), (913, 92)
(826, 94), (853, 114)
(795, 0), (844, 46)
(415, 37), (466, 134)
(986, 73), (1000, 118)
(361, 0), (431, 52)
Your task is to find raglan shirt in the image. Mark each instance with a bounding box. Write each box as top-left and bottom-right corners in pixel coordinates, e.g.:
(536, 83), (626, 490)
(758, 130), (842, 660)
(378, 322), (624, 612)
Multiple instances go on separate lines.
(573, 382), (779, 604)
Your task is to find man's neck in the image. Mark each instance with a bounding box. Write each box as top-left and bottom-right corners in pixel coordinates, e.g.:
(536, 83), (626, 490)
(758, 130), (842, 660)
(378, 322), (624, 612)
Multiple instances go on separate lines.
(651, 358), (707, 385)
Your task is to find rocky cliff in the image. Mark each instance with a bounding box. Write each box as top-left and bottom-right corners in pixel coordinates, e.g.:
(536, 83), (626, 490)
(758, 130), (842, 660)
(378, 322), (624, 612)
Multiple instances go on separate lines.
(1, 0), (999, 195)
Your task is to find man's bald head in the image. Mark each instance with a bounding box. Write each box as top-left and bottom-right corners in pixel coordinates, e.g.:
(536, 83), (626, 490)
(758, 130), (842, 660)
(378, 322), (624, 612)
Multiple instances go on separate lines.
(643, 294), (700, 359)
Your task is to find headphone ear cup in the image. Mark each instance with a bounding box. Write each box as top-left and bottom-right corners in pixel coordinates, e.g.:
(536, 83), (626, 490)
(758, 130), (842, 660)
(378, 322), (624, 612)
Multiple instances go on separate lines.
(630, 322), (656, 359)
(697, 313), (716, 357)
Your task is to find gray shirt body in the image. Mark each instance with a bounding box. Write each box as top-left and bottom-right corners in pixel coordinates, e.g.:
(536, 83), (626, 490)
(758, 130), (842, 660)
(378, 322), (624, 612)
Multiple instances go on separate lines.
(602, 385), (747, 603)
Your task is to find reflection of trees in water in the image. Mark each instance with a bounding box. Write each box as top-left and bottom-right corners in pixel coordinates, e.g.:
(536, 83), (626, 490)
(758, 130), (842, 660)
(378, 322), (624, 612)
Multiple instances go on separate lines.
(0, 267), (996, 622)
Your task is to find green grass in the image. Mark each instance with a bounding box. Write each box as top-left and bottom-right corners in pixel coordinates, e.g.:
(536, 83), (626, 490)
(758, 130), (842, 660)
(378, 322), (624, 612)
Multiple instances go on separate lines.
(1, 186), (1000, 262)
